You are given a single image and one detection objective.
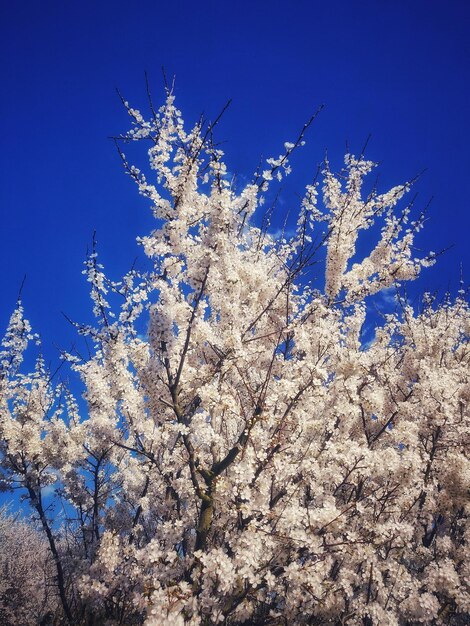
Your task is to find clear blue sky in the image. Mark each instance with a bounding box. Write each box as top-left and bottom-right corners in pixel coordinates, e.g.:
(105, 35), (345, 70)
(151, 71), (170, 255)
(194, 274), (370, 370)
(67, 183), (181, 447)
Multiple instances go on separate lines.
(1, 0), (469, 361)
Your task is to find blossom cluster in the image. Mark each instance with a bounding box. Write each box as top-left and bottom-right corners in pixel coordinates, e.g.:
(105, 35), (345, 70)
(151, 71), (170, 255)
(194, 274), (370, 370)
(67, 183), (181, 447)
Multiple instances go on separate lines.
(0, 89), (468, 625)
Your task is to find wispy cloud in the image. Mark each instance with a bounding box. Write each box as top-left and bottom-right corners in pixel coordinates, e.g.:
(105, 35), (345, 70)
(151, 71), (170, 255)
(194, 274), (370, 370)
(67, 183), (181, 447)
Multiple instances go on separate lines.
(41, 484), (56, 498)
(377, 286), (397, 306)
(269, 227), (297, 241)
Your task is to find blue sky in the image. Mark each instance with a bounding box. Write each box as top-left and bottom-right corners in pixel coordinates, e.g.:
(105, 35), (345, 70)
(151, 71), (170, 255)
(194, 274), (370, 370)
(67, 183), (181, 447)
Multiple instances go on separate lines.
(1, 0), (469, 362)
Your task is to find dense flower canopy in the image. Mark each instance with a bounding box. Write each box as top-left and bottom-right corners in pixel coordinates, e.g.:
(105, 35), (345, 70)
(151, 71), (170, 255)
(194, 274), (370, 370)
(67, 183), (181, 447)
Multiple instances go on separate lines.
(0, 88), (469, 625)
(0, 507), (54, 626)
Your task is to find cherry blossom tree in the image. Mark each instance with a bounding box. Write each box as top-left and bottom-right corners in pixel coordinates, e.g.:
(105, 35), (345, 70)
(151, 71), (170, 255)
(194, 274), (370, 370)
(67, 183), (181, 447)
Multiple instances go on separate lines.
(0, 506), (57, 625)
(0, 86), (468, 625)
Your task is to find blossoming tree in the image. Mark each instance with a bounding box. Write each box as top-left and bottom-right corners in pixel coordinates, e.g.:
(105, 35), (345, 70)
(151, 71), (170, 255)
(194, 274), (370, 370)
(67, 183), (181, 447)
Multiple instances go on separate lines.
(0, 507), (55, 626)
(0, 87), (468, 625)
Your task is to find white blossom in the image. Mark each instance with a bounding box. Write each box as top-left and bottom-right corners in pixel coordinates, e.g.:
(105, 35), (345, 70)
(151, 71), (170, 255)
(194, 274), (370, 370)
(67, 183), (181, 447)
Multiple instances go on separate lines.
(0, 89), (468, 625)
